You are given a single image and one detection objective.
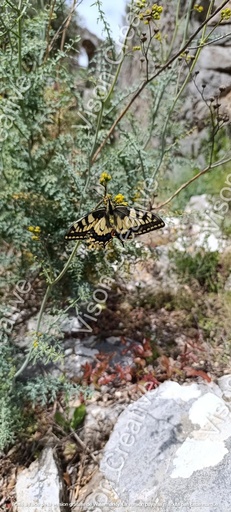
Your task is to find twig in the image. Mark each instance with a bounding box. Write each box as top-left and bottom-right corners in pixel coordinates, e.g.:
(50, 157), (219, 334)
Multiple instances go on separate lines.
(91, 0), (230, 165)
(70, 427), (98, 464)
(46, 1), (77, 57)
(155, 156), (231, 210)
(60, 0), (77, 52)
(45, 0), (57, 60)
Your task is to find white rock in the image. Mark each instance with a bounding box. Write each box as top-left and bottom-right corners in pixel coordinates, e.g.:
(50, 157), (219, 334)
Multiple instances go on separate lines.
(16, 447), (65, 512)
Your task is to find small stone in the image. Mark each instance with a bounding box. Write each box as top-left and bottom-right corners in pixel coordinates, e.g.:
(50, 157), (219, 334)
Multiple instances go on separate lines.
(106, 336), (121, 345)
(83, 335), (98, 347)
(114, 391), (122, 399)
(64, 348), (73, 356)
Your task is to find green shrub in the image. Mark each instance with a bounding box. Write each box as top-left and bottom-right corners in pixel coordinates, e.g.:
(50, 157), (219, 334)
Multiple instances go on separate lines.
(172, 249), (221, 292)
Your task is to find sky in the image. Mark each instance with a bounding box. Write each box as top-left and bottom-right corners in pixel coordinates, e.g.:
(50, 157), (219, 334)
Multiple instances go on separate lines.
(77, 0), (127, 40)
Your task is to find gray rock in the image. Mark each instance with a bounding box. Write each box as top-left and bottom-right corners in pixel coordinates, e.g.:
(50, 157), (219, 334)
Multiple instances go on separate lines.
(63, 340), (98, 379)
(81, 403), (125, 451)
(76, 381), (231, 511)
(64, 353), (95, 379)
(27, 313), (82, 336)
(218, 374), (231, 401)
(16, 447), (66, 512)
(64, 347), (73, 356)
(224, 273), (231, 291)
(82, 335), (98, 347)
(61, 316), (82, 334)
(74, 341), (99, 358)
(127, 247), (180, 294)
(106, 336), (121, 345)
(175, 194), (227, 252)
(185, 194), (210, 212)
(26, 313), (67, 345)
(199, 46), (231, 72)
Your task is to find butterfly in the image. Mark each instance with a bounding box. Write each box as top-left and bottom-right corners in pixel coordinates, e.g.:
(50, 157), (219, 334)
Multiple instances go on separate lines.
(65, 195), (165, 248)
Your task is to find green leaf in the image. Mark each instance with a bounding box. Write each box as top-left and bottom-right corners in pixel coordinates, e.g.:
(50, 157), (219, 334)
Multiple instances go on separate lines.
(70, 404), (86, 429)
(54, 411), (69, 431)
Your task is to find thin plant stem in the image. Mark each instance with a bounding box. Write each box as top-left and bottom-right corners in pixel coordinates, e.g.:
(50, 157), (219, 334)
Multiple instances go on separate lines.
(79, 23), (134, 211)
(166, 0), (182, 59)
(18, 0), (22, 75)
(45, 0), (57, 60)
(60, 0), (77, 52)
(14, 240), (80, 379)
(90, 0), (230, 166)
(151, 0), (215, 184)
(155, 156), (231, 210)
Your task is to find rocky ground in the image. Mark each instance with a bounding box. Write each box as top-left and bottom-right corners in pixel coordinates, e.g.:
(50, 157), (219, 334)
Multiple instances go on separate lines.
(1, 195), (231, 511)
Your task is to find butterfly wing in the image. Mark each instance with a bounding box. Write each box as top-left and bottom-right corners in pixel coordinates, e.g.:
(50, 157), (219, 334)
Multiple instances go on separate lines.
(114, 206), (165, 242)
(64, 208), (107, 241)
(65, 208), (116, 247)
(132, 209), (165, 234)
(65, 202), (165, 248)
(87, 215), (116, 248)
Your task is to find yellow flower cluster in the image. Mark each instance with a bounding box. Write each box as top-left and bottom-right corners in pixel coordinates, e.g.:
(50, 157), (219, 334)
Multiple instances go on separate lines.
(136, 0), (147, 8)
(99, 172), (112, 185)
(154, 31), (162, 41)
(221, 8), (231, 20)
(114, 193), (128, 205)
(12, 192), (30, 200)
(151, 3), (163, 18)
(133, 46), (141, 51)
(132, 190), (141, 202)
(12, 192), (49, 205)
(28, 226), (41, 241)
(32, 332), (42, 347)
(180, 51), (194, 62)
(139, 3), (163, 22)
(23, 250), (34, 262)
(28, 226), (41, 233)
(194, 4), (204, 12)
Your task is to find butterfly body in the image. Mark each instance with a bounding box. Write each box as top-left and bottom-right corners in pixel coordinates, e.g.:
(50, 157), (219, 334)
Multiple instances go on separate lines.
(65, 197), (165, 248)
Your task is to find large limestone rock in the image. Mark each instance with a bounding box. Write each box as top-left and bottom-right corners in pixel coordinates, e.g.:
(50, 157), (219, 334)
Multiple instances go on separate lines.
(76, 380), (231, 512)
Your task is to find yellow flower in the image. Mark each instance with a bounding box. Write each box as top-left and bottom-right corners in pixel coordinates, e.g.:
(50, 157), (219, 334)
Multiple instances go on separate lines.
(136, 0), (146, 8)
(31, 235), (39, 241)
(194, 4), (204, 12)
(154, 31), (162, 41)
(151, 3), (163, 17)
(132, 191), (141, 202)
(100, 172), (112, 185)
(33, 338), (39, 348)
(133, 46), (141, 51)
(28, 225), (41, 234)
(114, 193), (128, 205)
(23, 251), (34, 262)
(221, 8), (231, 20)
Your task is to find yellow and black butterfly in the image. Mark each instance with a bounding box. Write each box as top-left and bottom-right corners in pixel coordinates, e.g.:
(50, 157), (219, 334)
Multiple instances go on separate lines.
(65, 195), (165, 248)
